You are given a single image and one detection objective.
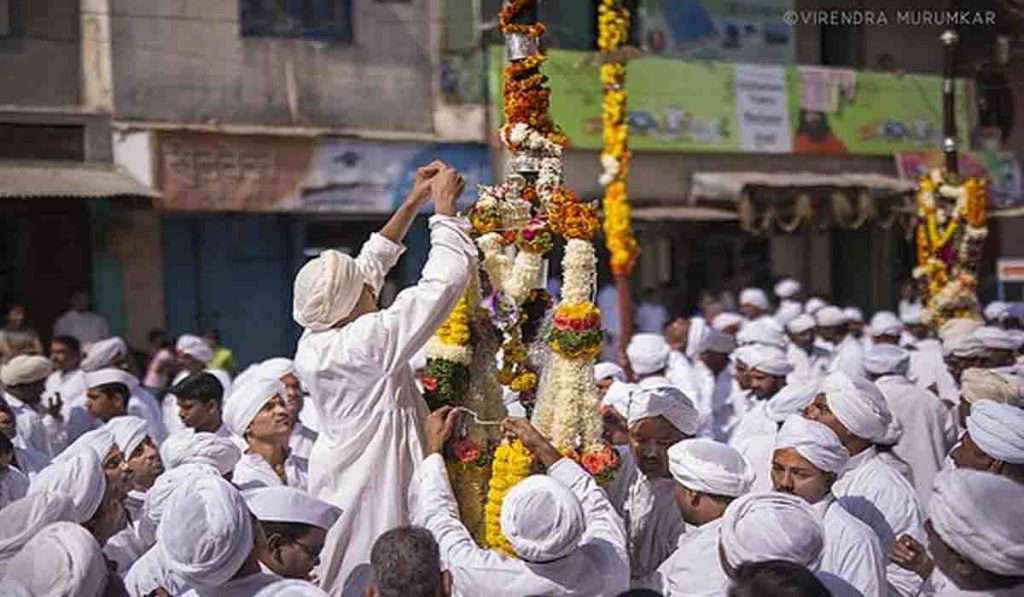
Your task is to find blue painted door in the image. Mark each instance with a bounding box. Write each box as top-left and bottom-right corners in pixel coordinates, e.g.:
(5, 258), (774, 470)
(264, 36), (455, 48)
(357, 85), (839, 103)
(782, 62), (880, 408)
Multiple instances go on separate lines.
(162, 214), (303, 369)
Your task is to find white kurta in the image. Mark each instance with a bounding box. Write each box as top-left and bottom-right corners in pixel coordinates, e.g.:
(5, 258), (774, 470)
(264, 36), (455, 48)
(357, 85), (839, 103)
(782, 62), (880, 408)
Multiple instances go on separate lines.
(787, 344), (832, 386)
(289, 422), (318, 460)
(295, 217), (476, 596)
(875, 375), (955, 505)
(127, 385), (167, 444)
(909, 339), (945, 392)
(414, 454), (630, 597)
(180, 572), (281, 597)
(231, 452), (308, 491)
(833, 447), (927, 597)
(0, 466), (29, 510)
(728, 399), (777, 449)
(654, 518), (729, 597)
(667, 353), (715, 438)
(708, 367), (735, 442)
(610, 467), (686, 587)
(814, 496), (887, 597)
(44, 369), (87, 422)
(3, 392), (63, 457)
(52, 310), (109, 346)
(104, 520), (149, 574)
(13, 445), (49, 478)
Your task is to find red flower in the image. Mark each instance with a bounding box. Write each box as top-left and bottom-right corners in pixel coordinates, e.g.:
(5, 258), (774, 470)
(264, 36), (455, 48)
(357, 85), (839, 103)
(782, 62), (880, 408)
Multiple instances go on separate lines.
(581, 451), (606, 475)
(454, 438), (480, 464)
(422, 376), (438, 392)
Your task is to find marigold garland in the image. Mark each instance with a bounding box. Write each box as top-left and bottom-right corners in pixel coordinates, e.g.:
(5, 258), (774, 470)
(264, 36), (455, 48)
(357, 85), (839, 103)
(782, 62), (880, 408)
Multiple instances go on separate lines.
(485, 439), (534, 556)
(598, 0), (638, 278)
(913, 168), (988, 329)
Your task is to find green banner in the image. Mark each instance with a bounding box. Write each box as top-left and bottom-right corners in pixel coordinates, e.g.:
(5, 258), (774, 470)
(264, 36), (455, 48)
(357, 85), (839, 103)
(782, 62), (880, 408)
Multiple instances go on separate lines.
(490, 47), (970, 156)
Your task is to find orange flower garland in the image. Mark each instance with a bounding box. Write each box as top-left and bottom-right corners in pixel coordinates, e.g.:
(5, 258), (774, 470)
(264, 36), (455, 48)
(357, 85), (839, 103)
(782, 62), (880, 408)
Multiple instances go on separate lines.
(598, 0), (639, 278)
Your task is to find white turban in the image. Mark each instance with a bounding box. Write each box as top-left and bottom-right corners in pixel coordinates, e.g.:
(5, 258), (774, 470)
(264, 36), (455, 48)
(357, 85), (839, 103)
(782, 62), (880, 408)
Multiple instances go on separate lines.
(255, 579), (329, 596)
(940, 319), (984, 356)
(175, 334), (213, 364)
(974, 326), (1018, 351)
(158, 475), (253, 588)
(815, 306), (847, 328)
(960, 368), (1023, 406)
(84, 367), (136, 392)
(28, 450), (106, 523)
(668, 439), (753, 497)
(869, 311), (903, 338)
(1008, 330), (1024, 351)
(731, 345), (758, 367)
(774, 303), (802, 328)
(4, 522), (107, 597)
(703, 330), (737, 354)
(765, 382), (819, 423)
(293, 245), (396, 331)
(141, 463), (220, 547)
(947, 335), (987, 359)
(223, 378), (287, 437)
(775, 415), (848, 474)
(105, 416), (150, 460)
(80, 337), (128, 372)
(686, 317), (712, 359)
(160, 429), (241, 475)
(929, 469), (1024, 576)
(600, 380), (634, 417)
(737, 319), (786, 350)
(259, 357), (297, 380)
(983, 301), (1010, 322)
(740, 288), (770, 311)
(744, 345), (793, 377)
(863, 344), (911, 377)
(500, 474), (585, 562)
(54, 428), (116, 464)
(878, 417), (904, 446)
(626, 384), (699, 436)
(804, 298), (826, 315)
(713, 312), (744, 332)
(719, 492), (824, 570)
(243, 486), (342, 530)
(820, 372), (892, 442)
(786, 314), (816, 335)
(0, 492), (76, 573)
(0, 355), (52, 386)
(843, 307), (864, 324)
(901, 304), (923, 326)
(594, 362), (626, 383)
(774, 279), (801, 299)
(967, 400), (1024, 464)
(627, 333), (671, 376)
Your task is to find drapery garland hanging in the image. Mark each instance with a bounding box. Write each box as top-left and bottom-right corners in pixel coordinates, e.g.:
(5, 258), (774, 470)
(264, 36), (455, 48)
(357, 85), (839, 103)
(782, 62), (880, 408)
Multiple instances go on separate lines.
(597, 0), (638, 279)
(913, 169), (988, 328)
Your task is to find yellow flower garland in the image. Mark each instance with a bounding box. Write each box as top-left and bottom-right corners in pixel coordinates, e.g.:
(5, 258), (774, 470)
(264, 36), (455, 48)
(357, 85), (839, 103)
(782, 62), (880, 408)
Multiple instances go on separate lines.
(436, 295), (472, 346)
(484, 440), (534, 557)
(598, 0), (638, 278)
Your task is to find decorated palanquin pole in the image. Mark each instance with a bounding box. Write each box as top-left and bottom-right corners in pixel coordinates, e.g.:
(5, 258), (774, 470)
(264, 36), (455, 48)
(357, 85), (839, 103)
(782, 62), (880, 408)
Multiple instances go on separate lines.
(421, 0), (619, 555)
(913, 30), (989, 330)
(598, 0), (641, 358)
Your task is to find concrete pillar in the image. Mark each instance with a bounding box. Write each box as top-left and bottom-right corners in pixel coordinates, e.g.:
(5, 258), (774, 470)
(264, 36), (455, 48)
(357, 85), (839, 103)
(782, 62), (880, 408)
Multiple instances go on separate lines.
(81, 0), (114, 112)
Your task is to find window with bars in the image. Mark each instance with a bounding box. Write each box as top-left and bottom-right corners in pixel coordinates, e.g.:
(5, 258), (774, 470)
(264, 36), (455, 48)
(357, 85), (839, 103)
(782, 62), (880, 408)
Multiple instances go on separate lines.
(240, 0), (353, 42)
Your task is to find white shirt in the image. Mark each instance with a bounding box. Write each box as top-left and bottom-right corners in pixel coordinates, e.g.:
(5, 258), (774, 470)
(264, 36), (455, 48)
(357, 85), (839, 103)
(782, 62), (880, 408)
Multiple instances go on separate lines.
(289, 422), (318, 460)
(294, 217), (476, 595)
(52, 309), (109, 346)
(787, 343), (832, 386)
(667, 352), (716, 438)
(611, 466), (686, 587)
(104, 519), (149, 574)
(180, 572), (281, 597)
(635, 302), (669, 334)
(0, 465), (29, 510)
(708, 366), (735, 442)
(414, 454), (630, 597)
(654, 518), (729, 597)
(875, 375), (956, 506)
(3, 392), (64, 457)
(833, 447), (927, 597)
(44, 369), (87, 420)
(232, 451), (308, 491)
(909, 339), (945, 391)
(814, 497), (887, 597)
(13, 445), (49, 478)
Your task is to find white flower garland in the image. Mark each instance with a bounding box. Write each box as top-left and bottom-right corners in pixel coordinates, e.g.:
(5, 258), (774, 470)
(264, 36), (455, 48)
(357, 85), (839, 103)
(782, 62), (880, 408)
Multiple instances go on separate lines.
(501, 123), (563, 157)
(506, 250), (544, 304)
(425, 337), (473, 366)
(561, 240), (597, 304)
(477, 233), (512, 294)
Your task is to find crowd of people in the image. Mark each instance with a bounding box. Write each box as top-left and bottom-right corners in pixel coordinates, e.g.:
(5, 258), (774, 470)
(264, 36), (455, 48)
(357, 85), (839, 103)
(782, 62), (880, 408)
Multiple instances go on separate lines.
(0, 162), (1022, 597)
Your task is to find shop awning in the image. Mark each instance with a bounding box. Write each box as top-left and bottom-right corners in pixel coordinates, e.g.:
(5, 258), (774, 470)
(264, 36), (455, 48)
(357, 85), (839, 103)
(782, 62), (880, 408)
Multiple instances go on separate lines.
(0, 161), (160, 200)
(688, 171), (916, 235)
(631, 205), (738, 222)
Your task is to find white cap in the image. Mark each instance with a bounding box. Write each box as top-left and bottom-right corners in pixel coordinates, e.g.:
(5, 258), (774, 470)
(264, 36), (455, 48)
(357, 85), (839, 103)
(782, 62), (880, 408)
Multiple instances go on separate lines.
(713, 312), (744, 332)
(868, 312), (904, 338)
(774, 279), (801, 299)
(786, 314), (816, 335)
(243, 486), (342, 531)
(974, 326), (1018, 351)
(740, 288), (771, 311)
(843, 307), (864, 324)
(815, 306), (847, 328)
(804, 298), (827, 316)
(626, 333), (671, 376)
